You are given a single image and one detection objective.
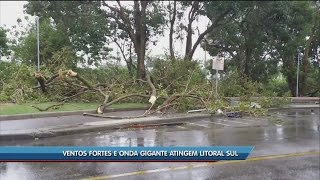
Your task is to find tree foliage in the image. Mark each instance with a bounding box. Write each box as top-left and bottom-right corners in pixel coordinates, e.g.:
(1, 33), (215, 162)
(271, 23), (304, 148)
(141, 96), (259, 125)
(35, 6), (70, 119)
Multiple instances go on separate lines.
(204, 1), (318, 96)
(11, 19), (75, 70)
(1, 0), (319, 112)
(0, 27), (9, 58)
(24, 1), (111, 65)
(175, 1), (237, 60)
(103, 1), (167, 78)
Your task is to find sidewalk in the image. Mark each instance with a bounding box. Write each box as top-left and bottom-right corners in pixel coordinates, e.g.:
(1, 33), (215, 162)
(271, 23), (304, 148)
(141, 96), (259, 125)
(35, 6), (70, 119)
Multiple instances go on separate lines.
(268, 104), (320, 112)
(0, 110), (211, 141)
(0, 104), (318, 141)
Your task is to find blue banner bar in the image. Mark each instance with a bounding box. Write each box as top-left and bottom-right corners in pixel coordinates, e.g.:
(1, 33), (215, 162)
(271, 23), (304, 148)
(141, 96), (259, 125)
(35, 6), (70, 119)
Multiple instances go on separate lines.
(0, 146), (254, 161)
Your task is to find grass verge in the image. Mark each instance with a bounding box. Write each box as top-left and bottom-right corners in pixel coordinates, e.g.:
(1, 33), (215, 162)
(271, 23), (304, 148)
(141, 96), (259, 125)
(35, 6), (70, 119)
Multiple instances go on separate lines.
(0, 102), (148, 115)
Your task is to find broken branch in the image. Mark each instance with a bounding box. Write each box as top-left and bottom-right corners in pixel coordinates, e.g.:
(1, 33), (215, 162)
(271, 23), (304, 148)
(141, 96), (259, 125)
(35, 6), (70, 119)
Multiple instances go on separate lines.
(31, 102), (65, 111)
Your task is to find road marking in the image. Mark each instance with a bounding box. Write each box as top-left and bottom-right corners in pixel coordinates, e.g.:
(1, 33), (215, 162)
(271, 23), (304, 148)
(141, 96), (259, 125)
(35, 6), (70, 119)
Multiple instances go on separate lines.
(201, 120), (231, 126)
(81, 151), (320, 180)
(187, 122), (210, 128)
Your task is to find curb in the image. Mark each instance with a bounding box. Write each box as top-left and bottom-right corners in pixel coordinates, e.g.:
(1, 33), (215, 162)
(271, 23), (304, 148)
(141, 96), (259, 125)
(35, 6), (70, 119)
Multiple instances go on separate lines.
(227, 97), (319, 103)
(268, 105), (320, 112)
(0, 107), (149, 121)
(0, 114), (212, 141)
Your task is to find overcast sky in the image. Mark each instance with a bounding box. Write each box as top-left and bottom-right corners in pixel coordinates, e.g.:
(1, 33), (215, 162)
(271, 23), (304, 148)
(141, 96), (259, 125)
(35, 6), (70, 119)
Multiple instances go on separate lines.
(0, 1), (212, 64)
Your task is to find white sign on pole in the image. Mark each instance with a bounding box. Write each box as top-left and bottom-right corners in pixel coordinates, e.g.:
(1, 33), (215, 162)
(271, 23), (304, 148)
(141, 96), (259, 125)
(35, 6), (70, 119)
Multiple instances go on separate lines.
(212, 56), (224, 70)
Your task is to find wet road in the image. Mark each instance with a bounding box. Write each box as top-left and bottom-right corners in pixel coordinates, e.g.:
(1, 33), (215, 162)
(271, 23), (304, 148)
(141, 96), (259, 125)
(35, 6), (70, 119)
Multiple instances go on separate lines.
(0, 110), (319, 180)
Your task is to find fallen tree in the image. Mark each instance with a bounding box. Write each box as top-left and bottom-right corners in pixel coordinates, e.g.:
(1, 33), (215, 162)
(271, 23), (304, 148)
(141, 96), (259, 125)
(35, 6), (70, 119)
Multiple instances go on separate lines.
(32, 67), (209, 118)
(31, 61), (287, 118)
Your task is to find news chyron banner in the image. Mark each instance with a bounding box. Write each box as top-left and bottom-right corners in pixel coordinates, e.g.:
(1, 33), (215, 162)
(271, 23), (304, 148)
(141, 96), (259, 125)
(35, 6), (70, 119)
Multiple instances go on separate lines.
(0, 146), (254, 162)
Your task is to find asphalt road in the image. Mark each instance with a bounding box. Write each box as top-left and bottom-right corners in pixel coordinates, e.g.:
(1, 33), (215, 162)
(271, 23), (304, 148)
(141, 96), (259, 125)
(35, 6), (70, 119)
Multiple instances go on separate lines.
(0, 110), (319, 180)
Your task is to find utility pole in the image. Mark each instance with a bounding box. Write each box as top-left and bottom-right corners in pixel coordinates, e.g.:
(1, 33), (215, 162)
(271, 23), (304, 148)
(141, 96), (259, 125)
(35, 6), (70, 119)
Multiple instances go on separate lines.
(296, 51), (303, 97)
(216, 69), (218, 97)
(36, 15), (40, 72)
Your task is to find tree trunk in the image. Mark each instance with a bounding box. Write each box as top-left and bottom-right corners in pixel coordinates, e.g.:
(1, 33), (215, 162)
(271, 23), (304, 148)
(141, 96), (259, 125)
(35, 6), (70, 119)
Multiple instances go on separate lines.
(283, 56), (297, 96)
(105, 1), (148, 79)
(133, 1), (147, 79)
(169, 1), (177, 60)
(287, 72), (296, 96)
(244, 47), (253, 78)
(185, 23), (193, 61)
(184, 2), (199, 61)
(300, 11), (318, 95)
(300, 41), (311, 96)
(184, 5), (232, 61)
(136, 50), (146, 79)
(126, 59), (133, 76)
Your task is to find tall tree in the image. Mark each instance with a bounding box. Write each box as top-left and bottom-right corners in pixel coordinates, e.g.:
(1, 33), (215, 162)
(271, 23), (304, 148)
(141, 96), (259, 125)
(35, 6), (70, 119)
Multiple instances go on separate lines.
(267, 1), (314, 96)
(103, 1), (166, 79)
(180, 1), (236, 60)
(168, 0), (177, 60)
(204, 1), (315, 96)
(103, 1), (165, 78)
(204, 1), (279, 82)
(24, 1), (111, 66)
(11, 18), (76, 71)
(300, 2), (320, 95)
(111, 33), (136, 75)
(0, 27), (9, 59)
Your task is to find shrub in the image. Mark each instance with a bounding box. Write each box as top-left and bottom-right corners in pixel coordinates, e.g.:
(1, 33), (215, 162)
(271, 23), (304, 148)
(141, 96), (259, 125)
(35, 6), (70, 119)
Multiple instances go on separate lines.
(151, 58), (206, 94)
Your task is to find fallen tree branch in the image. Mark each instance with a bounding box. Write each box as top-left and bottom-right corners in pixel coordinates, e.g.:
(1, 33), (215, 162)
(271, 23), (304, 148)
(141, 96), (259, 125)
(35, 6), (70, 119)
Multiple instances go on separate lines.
(150, 102), (179, 114)
(144, 73), (157, 115)
(83, 101), (179, 119)
(157, 93), (207, 112)
(96, 88), (110, 114)
(63, 79), (88, 89)
(34, 72), (47, 93)
(61, 89), (96, 102)
(45, 74), (59, 84)
(32, 69), (209, 119)
(31, 102), (65, 111)
(83, 93), (207, 119)
(33, 73), (60, 90)
(58, 70), (94, 89)
(105, 94), (151, 107)
(85, 72), (159, 117)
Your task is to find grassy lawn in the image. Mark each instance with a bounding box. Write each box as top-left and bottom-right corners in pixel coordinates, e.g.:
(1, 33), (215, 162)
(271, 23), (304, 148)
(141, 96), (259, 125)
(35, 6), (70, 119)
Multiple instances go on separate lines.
(0, 102), (148, 115)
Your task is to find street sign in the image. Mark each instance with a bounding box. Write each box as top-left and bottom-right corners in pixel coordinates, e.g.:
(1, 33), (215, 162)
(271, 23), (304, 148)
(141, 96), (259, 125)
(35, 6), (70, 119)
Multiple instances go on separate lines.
(211, 56), (224, 98)
(212, 56), (224, 70)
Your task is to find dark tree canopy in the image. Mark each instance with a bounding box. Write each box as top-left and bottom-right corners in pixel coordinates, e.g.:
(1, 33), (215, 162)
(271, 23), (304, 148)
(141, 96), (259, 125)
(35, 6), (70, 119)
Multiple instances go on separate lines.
(24, 1), (111, 66)
(0, 27), (9, 57)
(102, 1), (167, 79)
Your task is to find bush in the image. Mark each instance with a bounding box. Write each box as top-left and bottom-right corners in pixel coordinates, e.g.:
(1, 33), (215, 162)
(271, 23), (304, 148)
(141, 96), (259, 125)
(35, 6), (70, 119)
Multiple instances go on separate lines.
(0, 61), (37, 103)
(264, 75), (290, 97)
(151, 58), (206, 94)
(220, 71), (264, 97)
(0, 61), (136, 103)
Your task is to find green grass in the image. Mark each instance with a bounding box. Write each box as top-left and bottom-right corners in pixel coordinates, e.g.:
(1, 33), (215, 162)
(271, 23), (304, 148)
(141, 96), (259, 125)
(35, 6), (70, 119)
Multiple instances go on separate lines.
(0, 102), (148, 115)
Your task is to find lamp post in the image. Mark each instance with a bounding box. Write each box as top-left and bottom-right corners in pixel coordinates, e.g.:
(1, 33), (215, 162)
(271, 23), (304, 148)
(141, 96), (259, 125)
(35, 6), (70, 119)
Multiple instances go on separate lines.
(35, 16), (40, 72)
(296, 51), (303, 97)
